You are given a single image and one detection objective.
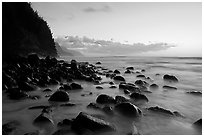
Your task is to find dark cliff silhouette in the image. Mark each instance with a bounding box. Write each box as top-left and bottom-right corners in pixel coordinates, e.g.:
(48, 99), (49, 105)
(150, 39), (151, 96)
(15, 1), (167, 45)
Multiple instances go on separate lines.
(2, 2), (57, 62)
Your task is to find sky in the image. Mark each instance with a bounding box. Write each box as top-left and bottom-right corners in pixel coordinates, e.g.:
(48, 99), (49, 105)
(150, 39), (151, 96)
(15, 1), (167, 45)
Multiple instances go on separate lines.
(31, 2), (202, 57)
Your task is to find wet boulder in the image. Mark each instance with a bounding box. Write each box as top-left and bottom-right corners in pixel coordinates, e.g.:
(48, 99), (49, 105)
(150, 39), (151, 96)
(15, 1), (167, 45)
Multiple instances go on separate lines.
(96, 86), (103, 89)
(147, 106), (174, 116)
(113, 69), (120, 74)
(163, 85), (177, 90)
(124, 69), (132, 74)
(163, 74), (178, 82)
(70, 82), (83, 90)
(113, 75), (125, 81)
(109, 85), (117, 88)
(115, 95), (129, 104)
(119, 83), (140, 92)
(135, 80), (148, 87)
(63, 84), (72, 91)
(43, 88), (52, 92)
(96, 62), (101, 65)
(130, 92), (149, 102)
(71, 112), (115, 133)
(115, 102), (142, 117)
(136, 75), (146, 78)
(126, 67), (134, 70)
(109, 81), (115, 85)
(48, 91), (69, 102)
(141, 69), (145, 72)
(71, 60), (78, 70)
(186, 91), (202, 95)
(124, 89), (131, 94)
(87, 102), (101, 109)
(57, 119), (72, 127)
(150, 84), (159, 88)
(33, 113), (54, 124)
(193, 119), (202, 127)
(96, 94), (115, 104)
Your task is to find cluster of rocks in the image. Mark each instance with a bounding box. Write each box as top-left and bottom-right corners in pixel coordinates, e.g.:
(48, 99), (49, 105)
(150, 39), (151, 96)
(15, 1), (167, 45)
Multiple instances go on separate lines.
(3, 53), (101, 100)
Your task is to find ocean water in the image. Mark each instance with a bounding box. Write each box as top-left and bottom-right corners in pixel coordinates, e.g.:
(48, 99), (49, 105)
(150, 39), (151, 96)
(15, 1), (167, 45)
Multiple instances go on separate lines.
(2, 56), (202, 135)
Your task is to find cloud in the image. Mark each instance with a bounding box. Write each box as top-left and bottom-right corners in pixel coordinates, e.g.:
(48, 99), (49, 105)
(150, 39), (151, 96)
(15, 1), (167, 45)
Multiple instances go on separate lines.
(83, 5), (111, 13)
(55, 36), (176, 56)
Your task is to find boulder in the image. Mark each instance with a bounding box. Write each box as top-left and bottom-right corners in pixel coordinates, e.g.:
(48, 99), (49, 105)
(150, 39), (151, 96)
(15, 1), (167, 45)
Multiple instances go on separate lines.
(113, 69), (120, 74)
(193, 119), (202, 127)
(163, 74), (178, 82)
(113, 76), (125, 81)
(124, 69), (131, 74)
(115, 102), (142, 117)
(109, 81), (115, 85)
(96, 62), (101, 65)
(126, 67), (134, 70)
(33, 113), (53, 124)
(119, 83), (140, 92)
(135, 80), (148, 87)
(48, 91), (69, 102)
(115, 96), (129, 104)
(130, 92), (149, 102)
(63, 84), (72, 90)
(102, 106), (114, 115)
(43, 88), (52, 92)
(109, 85), (117, 88)
(87, 102), (101, 109)
(186, 91), (202, 95)
(96, 86), (103, 89)
(71, 112), (115, 133)
(71, 60), (78, 70)
(136, 75), (146, 78)
(96, 94), (115, 104)
(70, 83), (83, 90)
(147, 106), (174, 115)
(163, 85), (177, 90)
(150, 84), (159, 88)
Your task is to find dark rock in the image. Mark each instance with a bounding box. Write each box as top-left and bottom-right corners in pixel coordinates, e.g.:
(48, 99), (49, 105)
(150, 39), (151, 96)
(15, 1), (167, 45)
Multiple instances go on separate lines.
(150, 84), (159, 88)
(2, 121), (20, 135)
(163, 74), (178, 82)
(135, 71), (140, 74)
(126, 67), (134, 70)
(96, 86), (103, 89)
(135, 80), (148, 87)
(96, 94), (115, 104)
(141, 69), (145, 72)
(96, 62), (101, 65)
(113, 75), (125, 81)
(49, 91), (69, 102)
(60, 103), (76, 107)
(124, 89), (131, 94)
(186, 91), (202, 95)
(6, 88), (29, 100)
(70, 83), (83, 90)
(43, 88), (52, 92)
(58, 119), (72, 127)
(124, 69), (132, 74)
(119, 83), (140, 92)
(71, 112), (115, 133)
(115, 96), (129, 104)
(87, 102), (101, 109)
(115, 102), (142, 117)
(33, 113), (53, 124)
(147, 106), (174, 115)
(28, 105), (50, 110)
(173, 111), (185, 117)
(71, 60), (78, 70)
(109, 81), (115, 85)
(136, 75), (146, 78)
(109, 85), (117, 88)
(130, 92), (149, 102)
(63, 84), (72, 90)
(155, 73), (160, 76)
(193, 119), (202, 127)
(113, 69), (120, 74)
(163, 85), (177, 90)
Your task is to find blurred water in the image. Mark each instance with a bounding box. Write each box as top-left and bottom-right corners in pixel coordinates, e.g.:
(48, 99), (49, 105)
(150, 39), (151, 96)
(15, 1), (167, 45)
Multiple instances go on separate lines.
(2, 56), (202, 135)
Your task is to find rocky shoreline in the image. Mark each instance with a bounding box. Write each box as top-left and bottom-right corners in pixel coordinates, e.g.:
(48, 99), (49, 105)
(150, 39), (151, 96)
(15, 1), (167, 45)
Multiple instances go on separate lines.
(2, 54), (202, 135)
